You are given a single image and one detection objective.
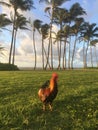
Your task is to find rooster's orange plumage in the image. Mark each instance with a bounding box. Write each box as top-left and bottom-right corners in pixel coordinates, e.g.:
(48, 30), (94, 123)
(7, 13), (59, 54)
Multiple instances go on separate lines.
(38, 73), (58, 111)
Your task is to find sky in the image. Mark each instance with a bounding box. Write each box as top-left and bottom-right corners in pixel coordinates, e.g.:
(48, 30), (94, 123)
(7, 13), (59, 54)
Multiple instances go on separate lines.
(0, 0), (98, 68)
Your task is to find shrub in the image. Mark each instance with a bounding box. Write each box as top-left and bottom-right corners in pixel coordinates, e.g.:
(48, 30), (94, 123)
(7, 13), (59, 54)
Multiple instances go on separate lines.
(0, 63), (19, 71)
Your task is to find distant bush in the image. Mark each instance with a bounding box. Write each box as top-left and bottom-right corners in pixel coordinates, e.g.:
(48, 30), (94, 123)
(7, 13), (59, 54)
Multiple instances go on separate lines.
(87, 67), (98, 69)
(0, 63), (19, 71)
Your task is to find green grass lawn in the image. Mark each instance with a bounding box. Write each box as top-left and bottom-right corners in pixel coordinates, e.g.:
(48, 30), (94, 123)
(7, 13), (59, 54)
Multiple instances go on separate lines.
(0, 70), (98, 130)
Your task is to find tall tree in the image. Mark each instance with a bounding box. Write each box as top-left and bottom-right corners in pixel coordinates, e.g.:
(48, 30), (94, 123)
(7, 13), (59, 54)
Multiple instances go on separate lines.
(31, 19), (42, 69)
(39, 0), (70, 69)
(53, 7), (68, 69)
(69, 3), (86, 69)
(0, 0), (34, 64)
(90, 39), (98, 67)
(52, 31), (61, 69)
(66, 3), (86, 69)
(12, 14), (29, 65)
(40, 23), (50, 69)
(63, 25), (71, 69)
(82, 23), (98, 68)
(0, 13), (11, 61)
(71, 17), (84, 69)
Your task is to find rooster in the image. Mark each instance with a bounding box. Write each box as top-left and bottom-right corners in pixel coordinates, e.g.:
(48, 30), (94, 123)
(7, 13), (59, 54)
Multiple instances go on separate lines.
(38, 73), (58, 111)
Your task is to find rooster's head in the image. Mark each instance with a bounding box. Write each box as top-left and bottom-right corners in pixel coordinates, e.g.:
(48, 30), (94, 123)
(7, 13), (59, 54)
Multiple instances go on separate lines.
(52, 72), (58, 80)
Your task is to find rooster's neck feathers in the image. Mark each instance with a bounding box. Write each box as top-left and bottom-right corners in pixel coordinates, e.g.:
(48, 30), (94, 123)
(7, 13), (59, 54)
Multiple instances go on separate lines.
(49, 78), (54, 91)
(41, 80), (50, 88)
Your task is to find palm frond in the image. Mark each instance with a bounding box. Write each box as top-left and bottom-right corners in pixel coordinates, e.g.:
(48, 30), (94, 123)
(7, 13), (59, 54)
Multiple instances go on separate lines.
(39, 0), (70, 6)
(44, 7), (51, 13)
(9, 0), (35, 11)
(0, 14), (12, 28)
(0, 45), (5, 56)
(1, 27), (11, 32)
(41, 23), (50, 39)
(33, 19), (43, 33)
(0, 1), (11, 7)
(39, 0), (50, 4)
(90, 39), (98, 46)
(13, 14), (29, 31)
(53, 0), (70, 7)
(70, 2), (86, 17)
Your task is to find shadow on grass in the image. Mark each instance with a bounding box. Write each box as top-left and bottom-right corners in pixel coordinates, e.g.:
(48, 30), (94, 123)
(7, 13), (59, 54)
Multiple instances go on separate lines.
(0, 88), (98, 130)
(26, 91), (98, 130)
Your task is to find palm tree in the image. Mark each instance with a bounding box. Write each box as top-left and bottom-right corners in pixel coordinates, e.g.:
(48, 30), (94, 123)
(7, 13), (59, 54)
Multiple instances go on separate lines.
(71, 17), (84, 69)
(31, 19), (42, 69)
(40, 23), (50, 69)
(69, 3), (86, 69)
(0, 0), (34, 64)
(0, 13), (11, 62)
(90, 39), (98, 67)
(52, 31), (61, 69)
(79, 22), (89, 68)
(63, 3), (86, 69)
(53, 7), (68, 69)
(39, 0), (70, 69)
(12, 14), (29, 65)
(82, 23), (98, 68)
(63, 25), (71, 69)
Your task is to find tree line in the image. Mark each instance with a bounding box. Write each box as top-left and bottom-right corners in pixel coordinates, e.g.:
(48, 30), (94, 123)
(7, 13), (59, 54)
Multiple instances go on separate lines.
(0, 0), (98, 70)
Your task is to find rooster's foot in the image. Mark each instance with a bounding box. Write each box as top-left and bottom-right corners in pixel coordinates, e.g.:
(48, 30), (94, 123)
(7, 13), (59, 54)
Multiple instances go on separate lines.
(49, 104), (52, 111)
(43, 104), (46, 111)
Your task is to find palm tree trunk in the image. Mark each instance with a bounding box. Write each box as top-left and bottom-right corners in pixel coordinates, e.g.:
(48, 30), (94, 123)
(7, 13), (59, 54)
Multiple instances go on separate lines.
(42, 37), (44, 69)
(12, 29), (17, 65)
(45, 11), (53, 70)
(9, 23), (14, 64)
(94, 46), (98, 67)
(45, 38), (51, 69)
(45, 22), (53, 70)
(71, 35), (77, 69)
(50, 33), (53, 69)
(83, 42), (86, 68)
(33, 30), (37, 70)
(43, 45), (51, 69)
(50, 9), (54, 70)
(49, 5), (54, 70)
(62, 38), (67, 69)
(57, 41), (60, 69)
(85, 40), (89, 68)
(9, 10), (16, 64)
(68, 37), (71, 69)
(58, 23), (63, 70)
(90, 46), (93, 67)
(58, 40), (61, 70)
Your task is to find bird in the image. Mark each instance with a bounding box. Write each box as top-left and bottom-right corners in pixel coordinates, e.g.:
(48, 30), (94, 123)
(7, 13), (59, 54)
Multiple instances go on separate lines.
(38, 73), (58, 111)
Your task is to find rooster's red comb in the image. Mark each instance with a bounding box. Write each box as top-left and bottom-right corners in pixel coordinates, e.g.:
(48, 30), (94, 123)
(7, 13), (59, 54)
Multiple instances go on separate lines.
(52, 72), (58, 78)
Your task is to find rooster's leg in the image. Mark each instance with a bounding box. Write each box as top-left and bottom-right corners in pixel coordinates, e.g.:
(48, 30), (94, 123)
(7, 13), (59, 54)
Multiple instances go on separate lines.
(43, 104), (46, 111)
(49, 103), (52, 111)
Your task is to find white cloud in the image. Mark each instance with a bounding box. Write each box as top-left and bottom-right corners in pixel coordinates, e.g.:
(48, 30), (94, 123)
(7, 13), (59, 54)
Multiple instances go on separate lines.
(17, 38), (33, 55)
(82, 0), (87, 6)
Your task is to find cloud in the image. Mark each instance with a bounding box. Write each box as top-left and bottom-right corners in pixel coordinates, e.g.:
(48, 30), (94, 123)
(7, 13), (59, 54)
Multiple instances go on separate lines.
(0, 41), (9, 63)
(82, 0), (88, 6)
(74, 43), (98, 67)
(17, 37), (33, 55)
